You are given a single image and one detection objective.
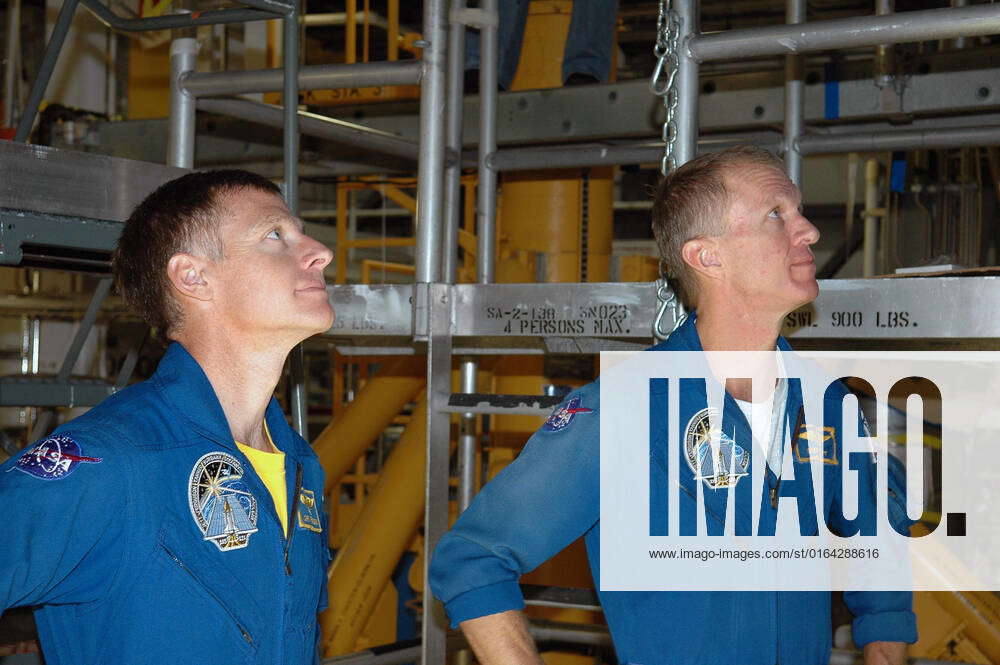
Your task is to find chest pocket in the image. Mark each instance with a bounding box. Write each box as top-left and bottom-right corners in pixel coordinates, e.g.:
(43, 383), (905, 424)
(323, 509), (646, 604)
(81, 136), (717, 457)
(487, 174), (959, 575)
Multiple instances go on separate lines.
(287, 491), (329, 622)
(152, 520), (264, 662)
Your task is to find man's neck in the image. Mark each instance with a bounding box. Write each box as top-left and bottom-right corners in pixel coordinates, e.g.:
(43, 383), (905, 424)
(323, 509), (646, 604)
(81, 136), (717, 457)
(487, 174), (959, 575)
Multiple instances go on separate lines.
(694, 297), (785, 402)
(172, 327), (290, 451)
(694, 298), (783, 352)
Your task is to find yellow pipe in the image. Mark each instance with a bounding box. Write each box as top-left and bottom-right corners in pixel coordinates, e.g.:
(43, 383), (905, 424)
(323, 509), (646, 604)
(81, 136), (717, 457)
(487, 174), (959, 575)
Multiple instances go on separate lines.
(387, 0), (399, 61)
(361, 260), (415, 283)
(313, 357), (424, 493)
(322, 394), (445, 656)
(345, 0), (356, 64)
(378, 184), (417, 214)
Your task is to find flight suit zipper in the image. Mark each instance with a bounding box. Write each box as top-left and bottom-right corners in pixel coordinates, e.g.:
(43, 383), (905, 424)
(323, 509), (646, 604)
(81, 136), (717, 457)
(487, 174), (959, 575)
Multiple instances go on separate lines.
(770, 407), (804, 509)
(162, 544), (255, 647)
(284, 463), (302, 575)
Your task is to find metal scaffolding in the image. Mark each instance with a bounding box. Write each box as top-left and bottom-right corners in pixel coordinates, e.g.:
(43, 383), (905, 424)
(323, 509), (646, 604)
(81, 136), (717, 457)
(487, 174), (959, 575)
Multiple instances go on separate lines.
(3, 1), (1000, 663)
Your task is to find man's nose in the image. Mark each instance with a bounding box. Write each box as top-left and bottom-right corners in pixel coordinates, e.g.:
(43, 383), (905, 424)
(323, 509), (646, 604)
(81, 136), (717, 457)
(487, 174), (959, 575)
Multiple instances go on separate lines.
(796, 214), (820, 246)
(303, 236), (334, 271)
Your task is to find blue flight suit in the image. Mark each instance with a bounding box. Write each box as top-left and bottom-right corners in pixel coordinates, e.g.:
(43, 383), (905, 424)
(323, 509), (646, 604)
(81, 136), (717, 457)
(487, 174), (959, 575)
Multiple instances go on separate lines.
(429, 315), (916, 665)
(0, 343), (330, 665)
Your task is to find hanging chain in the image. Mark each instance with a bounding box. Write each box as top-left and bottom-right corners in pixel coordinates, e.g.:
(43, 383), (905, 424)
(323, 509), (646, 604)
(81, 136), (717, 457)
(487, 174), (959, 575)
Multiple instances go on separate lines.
(650, 0), (686, 340)
(649, 0), (681, 176)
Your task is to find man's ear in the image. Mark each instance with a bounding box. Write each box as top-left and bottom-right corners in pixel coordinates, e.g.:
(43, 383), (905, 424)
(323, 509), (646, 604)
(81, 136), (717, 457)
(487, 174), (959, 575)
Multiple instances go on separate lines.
(681, 237), (722, 281)
(166, 253), (213, 302)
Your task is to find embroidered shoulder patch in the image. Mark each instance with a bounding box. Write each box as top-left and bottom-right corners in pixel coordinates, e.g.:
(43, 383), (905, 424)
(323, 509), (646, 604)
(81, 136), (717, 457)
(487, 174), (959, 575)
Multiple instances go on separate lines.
(296, 489), (322, 533)
(12, 435), (102, 480)
(188, 452), (258, 551)
(542, 396), (594, 432)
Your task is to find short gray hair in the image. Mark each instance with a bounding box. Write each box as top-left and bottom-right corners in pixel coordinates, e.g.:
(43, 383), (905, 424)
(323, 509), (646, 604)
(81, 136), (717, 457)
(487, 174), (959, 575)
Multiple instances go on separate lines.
(650, 145), (784, 307)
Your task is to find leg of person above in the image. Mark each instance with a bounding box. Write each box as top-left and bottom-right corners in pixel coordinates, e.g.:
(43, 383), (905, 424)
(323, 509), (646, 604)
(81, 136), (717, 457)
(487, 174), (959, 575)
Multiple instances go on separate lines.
(562, 0), (619, 85)
(464, 0), (530, 92)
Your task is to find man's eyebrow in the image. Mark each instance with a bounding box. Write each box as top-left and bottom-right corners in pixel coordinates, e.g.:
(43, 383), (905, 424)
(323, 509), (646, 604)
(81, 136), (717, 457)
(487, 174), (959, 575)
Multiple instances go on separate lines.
(254, 213), (303, 232)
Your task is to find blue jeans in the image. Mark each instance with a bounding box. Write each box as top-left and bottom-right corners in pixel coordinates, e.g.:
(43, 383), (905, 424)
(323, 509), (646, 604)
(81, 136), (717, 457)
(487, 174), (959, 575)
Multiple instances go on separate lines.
(465, 0), (619, 89)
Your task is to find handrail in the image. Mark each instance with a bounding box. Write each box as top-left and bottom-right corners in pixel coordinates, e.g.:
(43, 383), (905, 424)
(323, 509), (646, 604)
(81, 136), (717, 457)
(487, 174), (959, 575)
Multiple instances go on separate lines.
(181, 60), (421, 97)
(689, 3), (1000, 62)
(80, 0), (275, 32)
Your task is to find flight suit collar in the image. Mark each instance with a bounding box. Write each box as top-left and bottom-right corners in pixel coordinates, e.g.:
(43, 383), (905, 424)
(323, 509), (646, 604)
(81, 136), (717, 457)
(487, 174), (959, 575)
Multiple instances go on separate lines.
(152, 342), (304, 459)
(663, 310), (794, 353)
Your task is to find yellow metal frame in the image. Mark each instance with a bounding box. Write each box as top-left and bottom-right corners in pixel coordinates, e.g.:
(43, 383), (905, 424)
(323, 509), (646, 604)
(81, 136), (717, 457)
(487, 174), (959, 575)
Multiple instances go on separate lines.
(321, 394), (441, 657)
(334, 175), (479, 284)
(303, 0), (421, 107)
(334, 179), (416, 284)
(361, 260), (415, 283)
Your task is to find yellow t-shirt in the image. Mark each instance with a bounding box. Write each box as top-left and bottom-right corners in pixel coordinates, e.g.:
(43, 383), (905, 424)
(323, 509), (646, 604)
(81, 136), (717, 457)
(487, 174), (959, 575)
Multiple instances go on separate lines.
(235, 424), (288, 537)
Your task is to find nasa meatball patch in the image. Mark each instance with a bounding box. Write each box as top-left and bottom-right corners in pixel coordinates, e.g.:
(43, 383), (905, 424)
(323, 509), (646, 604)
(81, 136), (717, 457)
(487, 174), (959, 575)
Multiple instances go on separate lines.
(12, 435), (102, 480)
(542, 396), (594, 432)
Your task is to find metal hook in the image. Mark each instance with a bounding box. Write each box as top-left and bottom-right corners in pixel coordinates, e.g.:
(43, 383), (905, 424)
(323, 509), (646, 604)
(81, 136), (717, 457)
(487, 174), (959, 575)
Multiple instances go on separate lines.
(649, 55), (676, 96)
(652, 279), (686, 342)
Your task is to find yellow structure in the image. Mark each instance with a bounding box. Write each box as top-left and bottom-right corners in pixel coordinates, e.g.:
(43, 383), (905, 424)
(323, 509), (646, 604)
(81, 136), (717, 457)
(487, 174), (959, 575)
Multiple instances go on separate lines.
(312, 356), (424, 494)
(321, 394), (431, 657)
(496, 1), (614, 285)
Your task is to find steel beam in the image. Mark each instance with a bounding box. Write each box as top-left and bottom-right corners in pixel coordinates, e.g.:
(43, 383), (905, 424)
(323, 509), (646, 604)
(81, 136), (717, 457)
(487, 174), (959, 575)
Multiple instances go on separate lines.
(421, 284), (452, 665)
(181, 60), (421, 97)
(0, 142), (185, 223)
(322, 277), (1000, 343)
(414, 0), (448, 284)
(688, 4), (1000, 62)
(798, 124), (1000, 154)
(282, 3), (300, 214)
(1, 377), (115, 408)
(783, 0), (806, 185)
(196, 99), (420, 161)
(673, 0), (698, 167)
(14, 0), (80, 142)
(488, 117), (1000, 171)
(0, 209), (121, 266)
(168, 38), (199, 168)
(352, 67), (1000, 145)
(476, 0), (498, 282)
(4, 0), (20, 128)
(57, 278), (112, 384)
(457, 359), (478, 510)
(441, 0), (466, 283)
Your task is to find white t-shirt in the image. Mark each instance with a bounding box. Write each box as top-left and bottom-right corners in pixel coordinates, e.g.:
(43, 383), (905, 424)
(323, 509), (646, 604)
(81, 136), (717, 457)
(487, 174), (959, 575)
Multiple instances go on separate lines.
(733, 354), (789, 477)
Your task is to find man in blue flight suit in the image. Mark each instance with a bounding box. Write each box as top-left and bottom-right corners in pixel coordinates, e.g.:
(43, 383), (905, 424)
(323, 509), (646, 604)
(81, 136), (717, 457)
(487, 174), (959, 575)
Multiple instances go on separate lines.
(0, 170), (334, 664)
(429, 146), (917, 665)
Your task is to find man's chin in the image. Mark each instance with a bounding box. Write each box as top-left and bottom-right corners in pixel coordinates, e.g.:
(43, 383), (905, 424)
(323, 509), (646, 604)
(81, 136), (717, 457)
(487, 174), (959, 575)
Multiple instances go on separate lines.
(791, 280), (819, 309)
(291, 308), (335, 340)
(311, 310), (335, 335)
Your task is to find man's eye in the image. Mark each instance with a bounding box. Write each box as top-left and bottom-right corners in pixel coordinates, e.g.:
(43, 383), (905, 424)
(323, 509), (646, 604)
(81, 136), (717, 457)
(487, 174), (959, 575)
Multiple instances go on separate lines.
(265, 228), (281, 240)
(768, 208), (781, 219)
